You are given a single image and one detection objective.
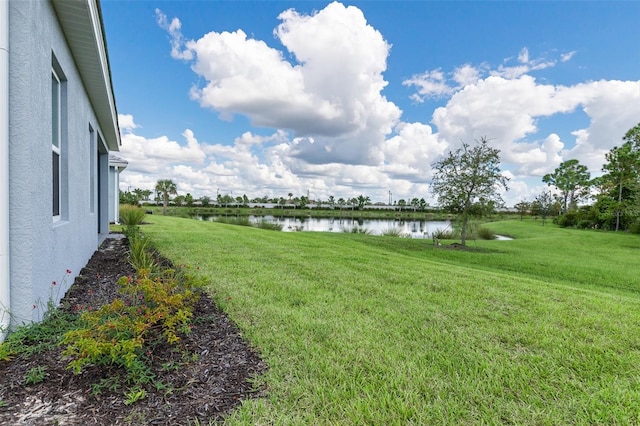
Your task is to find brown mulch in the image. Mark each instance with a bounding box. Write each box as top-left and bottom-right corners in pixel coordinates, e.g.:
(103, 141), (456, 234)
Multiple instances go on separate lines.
(0, 236), (267, 425)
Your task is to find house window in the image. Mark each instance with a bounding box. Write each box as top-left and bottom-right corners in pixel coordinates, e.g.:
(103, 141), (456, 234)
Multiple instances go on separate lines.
(89, 125), (96, 213)
(52, 69), (61, 218)
(51, 54), (67, 222)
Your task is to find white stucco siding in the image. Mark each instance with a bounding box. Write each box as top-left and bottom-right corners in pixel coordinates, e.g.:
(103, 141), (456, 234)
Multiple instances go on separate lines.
(8, 1), (110, 324)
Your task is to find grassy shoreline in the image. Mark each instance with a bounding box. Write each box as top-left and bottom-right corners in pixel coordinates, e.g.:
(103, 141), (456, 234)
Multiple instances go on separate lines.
(142, 216), (640, 424)
(140, 205), (481, 222)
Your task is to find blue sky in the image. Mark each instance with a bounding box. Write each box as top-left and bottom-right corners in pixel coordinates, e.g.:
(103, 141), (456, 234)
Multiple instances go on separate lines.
(101, 1), (640, 205)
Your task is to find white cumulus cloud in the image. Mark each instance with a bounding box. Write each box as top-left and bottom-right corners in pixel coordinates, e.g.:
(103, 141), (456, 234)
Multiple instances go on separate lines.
(157, 2), (401, 166)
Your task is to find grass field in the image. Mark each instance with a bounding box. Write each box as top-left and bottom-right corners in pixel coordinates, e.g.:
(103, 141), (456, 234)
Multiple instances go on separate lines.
(142, 215), (640, 425)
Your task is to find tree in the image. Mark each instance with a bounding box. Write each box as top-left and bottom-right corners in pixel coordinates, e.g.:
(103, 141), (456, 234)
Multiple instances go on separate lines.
(542, 159), (591, 213)
(154, 179), (177, 215)
(597, 140), (640, 231)
(513, 200), (531, 221)
(624, 121), (640, 150)
(200, 196), (211, 207)
(185, 193), (194, 207)
(220, 194), (233, 207)
(298, 196), (308, 209)
(132, 188), (145, 202)
(356, 194), (370, 210)
(397, 199), (406, 211)
(431, 137), (509, 246)
(119, 190), (138, 206)
(532, 191), (557, 226)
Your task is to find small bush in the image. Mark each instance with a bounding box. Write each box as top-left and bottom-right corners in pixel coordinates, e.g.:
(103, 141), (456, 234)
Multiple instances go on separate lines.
(127, 233), (156, 272)
(629, 218), (640, 234)
(120, 205), (146, 226)
(255, 220), (283, 231)
(24, 366), (47, 385)
(62, 269), (201, 390)
(342, 226), (373, 235)
(577, 220), (594, 229)
(381, 228), (409, 238)
(215, 216), (252, 226)
(431, 227), (456, 240)
(0, 308), (78, 362)
(476, 226), (497, 240)
(554, 212), (579, 228)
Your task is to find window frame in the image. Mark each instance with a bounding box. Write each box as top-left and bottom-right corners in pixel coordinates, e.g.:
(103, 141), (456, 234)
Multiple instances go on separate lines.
(52, 68), (61, 220)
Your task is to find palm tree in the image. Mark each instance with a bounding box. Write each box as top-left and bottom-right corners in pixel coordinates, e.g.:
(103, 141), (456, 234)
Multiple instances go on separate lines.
(155, 179), (177, 215)
(132, 188), (144, 204)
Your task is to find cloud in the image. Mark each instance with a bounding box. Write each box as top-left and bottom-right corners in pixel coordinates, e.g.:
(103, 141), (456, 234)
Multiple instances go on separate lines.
(563, 79), (640, 170)
(117, 114), (450, 204)
(157, 2), (401, 166)
(155, 9), (193, 60)
(493, 47), (557, 79)
(561, 51), (577, 62)
(403, 69), (453, 101)
(119, 128), (206, 176)
(429, 74), (640, 184)
(452, 64), (481, 87)
(118, 114), (139, 133)
(404, 47), (574, 102)
(382, 122), (448, 181)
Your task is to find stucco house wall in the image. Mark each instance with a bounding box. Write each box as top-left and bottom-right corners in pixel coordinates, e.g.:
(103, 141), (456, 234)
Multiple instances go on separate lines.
(4, 0), (121, 328)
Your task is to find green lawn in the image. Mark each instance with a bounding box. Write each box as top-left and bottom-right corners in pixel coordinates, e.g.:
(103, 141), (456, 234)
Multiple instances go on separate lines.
(142, 215), (640, 425)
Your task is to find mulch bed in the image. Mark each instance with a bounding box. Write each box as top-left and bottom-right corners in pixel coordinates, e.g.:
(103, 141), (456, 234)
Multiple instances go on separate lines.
(0, 236), (267, 425)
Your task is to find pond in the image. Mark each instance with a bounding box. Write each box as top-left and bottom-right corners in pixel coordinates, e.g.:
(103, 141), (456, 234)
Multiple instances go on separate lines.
(196, 215), (452, 239)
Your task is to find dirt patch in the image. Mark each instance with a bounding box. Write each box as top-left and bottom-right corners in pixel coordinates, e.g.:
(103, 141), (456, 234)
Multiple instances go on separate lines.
(0, 236), (266, 425)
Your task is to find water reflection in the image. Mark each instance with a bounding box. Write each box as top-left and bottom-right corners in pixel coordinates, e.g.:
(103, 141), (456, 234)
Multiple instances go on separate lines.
(196, 215), (452, 239)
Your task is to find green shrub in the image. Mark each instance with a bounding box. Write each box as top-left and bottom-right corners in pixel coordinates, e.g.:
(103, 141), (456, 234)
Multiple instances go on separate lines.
(24, 366), (47, 385)
(0, 307), (78, 362)
(62, 269), (201, 391)
(127, 233), (156, 272)
(215, 216), (252, 226)
(381, 227), (409, 238)
(554, 212), (579, 228)
(120, 205), (146, 226)
(577, 220), (594, 229)
(342, 226), (373, 235)
(431, 227), (456, 240)
(255, 220), (283, 231)
(476, 226), (497, 240)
